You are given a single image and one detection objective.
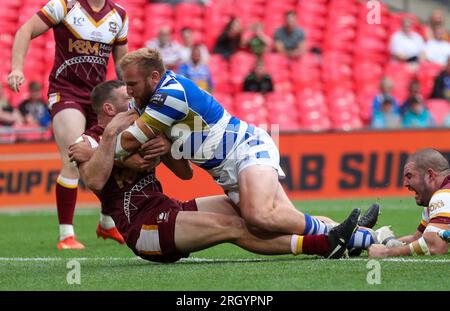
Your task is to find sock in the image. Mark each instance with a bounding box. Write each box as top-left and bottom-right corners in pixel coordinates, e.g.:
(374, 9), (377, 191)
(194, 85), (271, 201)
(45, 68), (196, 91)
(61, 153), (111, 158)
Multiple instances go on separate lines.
(303, 214), (329, 235)
(59, 224), (74, 241)
(56, 175), (78, 227)
(100, 213), (116, 230)
(291, 234), (330, 256)
(347, 228), (375, 250)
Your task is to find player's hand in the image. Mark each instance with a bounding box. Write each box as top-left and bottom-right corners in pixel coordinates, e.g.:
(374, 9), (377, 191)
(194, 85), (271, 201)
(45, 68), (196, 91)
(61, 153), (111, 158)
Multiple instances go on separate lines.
(68, 135), (93, 163)
(119, 153), (160, 172)
(368, 244), (389, 258)
(105, 110), (137, 135)
(7, 69), (25, 92)
(375, 226), (396, 244)
(140, 134), (171, 160)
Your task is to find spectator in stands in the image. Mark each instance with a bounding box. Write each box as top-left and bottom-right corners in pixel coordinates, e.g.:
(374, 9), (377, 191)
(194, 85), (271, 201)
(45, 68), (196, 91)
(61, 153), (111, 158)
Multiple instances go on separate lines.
(179, 27), (209, 64)
(372, 77), (400, 115)
(424, 27), (450, 66)
(213, 17), (244, 59)
(245, 23), (272, 57)
(402, 97), (435, 128)
(431, 56), (450, 101)
(443, 112), (450, 128)
(401, 79), (424, 116)
(274, 11), (306, 59)
(243, 59), (274, 94)
(18, 81), (51, 128)
(178, 44), (214, 93)
(390, 17), (425, 63)
(371, 98), (401, 129)
(146, 27), (184, 70)
(424, 9), (448, 41)
(0, 82), (23, 127)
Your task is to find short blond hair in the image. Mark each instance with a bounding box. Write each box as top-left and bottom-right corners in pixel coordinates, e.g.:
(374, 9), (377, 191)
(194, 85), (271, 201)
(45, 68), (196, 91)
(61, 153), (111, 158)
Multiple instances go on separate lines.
(119, 48), (166, 76)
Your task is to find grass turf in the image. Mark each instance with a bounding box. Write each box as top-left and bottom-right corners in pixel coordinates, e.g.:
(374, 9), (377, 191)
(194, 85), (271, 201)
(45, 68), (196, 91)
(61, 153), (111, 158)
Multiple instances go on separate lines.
(0, 197), (449, 291)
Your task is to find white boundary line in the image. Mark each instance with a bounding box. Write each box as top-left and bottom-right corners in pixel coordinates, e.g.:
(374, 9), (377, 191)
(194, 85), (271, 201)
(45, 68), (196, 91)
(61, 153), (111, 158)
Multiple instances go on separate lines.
(0, 257), (449, 263)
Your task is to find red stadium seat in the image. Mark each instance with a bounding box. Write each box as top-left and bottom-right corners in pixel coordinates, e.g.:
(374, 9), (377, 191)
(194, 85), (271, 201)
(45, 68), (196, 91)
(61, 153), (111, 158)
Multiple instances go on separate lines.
(426, 99), (450, 126)
(299, 110), (331, 132)
(145, 3), (173, 17)
(417, 62), (444, 98)
(175, 3), (204, 17)
(213, 93), (234, 114)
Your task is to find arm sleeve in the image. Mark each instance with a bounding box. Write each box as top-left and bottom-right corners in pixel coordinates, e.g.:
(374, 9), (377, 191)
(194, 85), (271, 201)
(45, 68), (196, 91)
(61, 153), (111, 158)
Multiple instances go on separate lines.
(428, 190), (450, 225)
(141, 90), (189, 133)
(37, 0), (67, 27)
(115, 14), (128, 46)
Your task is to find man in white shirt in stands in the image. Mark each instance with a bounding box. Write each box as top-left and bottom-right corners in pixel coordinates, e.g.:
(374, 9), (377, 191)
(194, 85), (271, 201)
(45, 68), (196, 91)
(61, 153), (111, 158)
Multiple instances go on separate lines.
(425, 27), (450, 66)
(390, 17), (425, 63)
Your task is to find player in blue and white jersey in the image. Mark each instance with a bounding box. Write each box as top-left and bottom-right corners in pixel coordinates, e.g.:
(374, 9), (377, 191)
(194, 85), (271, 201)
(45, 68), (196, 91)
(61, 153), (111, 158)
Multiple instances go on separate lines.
(114, 48), (365, 258)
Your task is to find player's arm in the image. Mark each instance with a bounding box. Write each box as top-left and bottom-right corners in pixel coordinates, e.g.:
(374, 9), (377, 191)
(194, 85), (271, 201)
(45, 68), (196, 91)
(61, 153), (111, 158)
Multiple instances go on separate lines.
(116, 94), (186, 159)
(160, 152), (193, 180)
(369, 224), (449, 258)
(116, 117), (158, 158)
(398, 230), (422, 244)
(139, 134), (193, 180)
(78, 112), (137, 193)
(113, 44), (128, 80)
(8, 15), (50, 92)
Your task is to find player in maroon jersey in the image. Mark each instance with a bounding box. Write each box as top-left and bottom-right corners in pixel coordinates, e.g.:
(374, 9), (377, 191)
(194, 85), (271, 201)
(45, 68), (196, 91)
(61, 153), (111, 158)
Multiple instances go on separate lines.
(69, 80), (362, 261)
(8, 0), (129, 249)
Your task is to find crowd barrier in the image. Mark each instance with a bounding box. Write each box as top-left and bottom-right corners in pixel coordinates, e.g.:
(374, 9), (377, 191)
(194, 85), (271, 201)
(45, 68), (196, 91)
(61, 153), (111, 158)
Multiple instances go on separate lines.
(0, 129), (449, 207)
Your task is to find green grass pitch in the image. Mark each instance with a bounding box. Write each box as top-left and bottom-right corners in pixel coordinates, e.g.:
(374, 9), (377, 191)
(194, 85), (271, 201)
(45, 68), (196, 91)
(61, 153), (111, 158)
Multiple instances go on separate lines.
(1, 197), (449, 291)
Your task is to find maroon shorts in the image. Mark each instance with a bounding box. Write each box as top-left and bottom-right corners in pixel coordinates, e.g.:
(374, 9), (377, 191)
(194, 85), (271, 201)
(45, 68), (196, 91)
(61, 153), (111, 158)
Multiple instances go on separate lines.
(50, 98), (97, 129)
(129, 197), (198, 263)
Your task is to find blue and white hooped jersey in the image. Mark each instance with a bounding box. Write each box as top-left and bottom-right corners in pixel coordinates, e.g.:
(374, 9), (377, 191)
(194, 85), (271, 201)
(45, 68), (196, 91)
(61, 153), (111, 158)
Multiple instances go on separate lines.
(141, 70), (249, 169)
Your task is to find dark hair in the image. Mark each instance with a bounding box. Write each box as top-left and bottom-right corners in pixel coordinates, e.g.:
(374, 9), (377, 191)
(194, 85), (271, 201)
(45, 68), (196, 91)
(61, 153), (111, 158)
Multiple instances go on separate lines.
(382, 98), (393, 105)
(91, 80), (126, 114)
(285, 10), (296, 18)
(29, 81), (42, 91)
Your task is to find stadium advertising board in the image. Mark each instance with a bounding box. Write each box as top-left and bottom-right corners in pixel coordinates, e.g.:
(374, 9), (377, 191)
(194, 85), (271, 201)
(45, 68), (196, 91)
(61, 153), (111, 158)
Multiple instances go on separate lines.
(0, 129), (449, 207)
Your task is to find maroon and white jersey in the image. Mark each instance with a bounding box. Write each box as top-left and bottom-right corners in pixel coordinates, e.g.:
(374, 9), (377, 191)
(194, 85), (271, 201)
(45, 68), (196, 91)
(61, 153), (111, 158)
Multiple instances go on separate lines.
(37, 0), (128, 108)
(82, 125), (163, 242)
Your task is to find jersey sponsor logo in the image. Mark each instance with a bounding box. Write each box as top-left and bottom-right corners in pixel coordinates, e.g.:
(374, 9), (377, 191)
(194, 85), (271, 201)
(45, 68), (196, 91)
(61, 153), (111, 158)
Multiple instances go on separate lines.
(67, 39), (112, 57)
(68, 38), (99, 55)
(72, 16), (86, 26)
(90, 31), (103, 41)
(150, 93), (168, 106)
(429, 200), (445, 213)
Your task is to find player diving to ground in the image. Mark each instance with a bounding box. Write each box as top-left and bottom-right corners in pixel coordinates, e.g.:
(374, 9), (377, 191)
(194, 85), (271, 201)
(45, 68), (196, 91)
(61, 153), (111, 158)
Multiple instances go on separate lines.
(69, 80), (368, 261)
(111, 48), (381, 258)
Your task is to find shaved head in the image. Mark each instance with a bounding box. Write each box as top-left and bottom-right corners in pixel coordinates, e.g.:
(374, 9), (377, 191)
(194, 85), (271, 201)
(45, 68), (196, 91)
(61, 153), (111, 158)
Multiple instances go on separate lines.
(403, 148), (450, 206)
(406, 148), (450, 175)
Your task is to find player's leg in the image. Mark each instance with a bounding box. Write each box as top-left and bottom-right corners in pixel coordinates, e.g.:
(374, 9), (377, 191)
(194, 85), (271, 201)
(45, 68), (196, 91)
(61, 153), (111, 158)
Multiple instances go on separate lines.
(52, 108), (86, 249)
(238, 166), (325, 235)
(194, 195), (241, 216)
(173, 211), (293, 255)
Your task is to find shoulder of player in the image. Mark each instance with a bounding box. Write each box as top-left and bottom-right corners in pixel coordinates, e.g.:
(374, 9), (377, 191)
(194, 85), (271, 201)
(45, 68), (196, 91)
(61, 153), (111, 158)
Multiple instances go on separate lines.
(111, 1), (127, 20)
(431, 189), (450, 201)
(429, 190), (450, 212)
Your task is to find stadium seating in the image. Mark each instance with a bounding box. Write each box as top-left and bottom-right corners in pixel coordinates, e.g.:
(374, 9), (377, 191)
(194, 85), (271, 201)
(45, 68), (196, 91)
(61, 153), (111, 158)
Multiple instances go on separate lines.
(426, 99), (450, 126)
(0, 0), (447, 140)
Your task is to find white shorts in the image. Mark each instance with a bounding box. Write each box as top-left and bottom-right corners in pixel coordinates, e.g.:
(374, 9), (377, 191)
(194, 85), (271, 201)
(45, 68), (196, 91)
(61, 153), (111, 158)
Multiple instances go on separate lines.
(207, 124), (285, 205)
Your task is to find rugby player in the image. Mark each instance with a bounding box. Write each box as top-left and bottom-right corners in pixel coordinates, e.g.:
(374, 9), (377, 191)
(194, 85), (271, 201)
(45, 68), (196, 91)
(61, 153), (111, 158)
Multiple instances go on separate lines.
(8, 0), (129, 249)
(70, 80), (363, 260)
(369, 149), (450, 257)
(110, 48), (379, 258)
